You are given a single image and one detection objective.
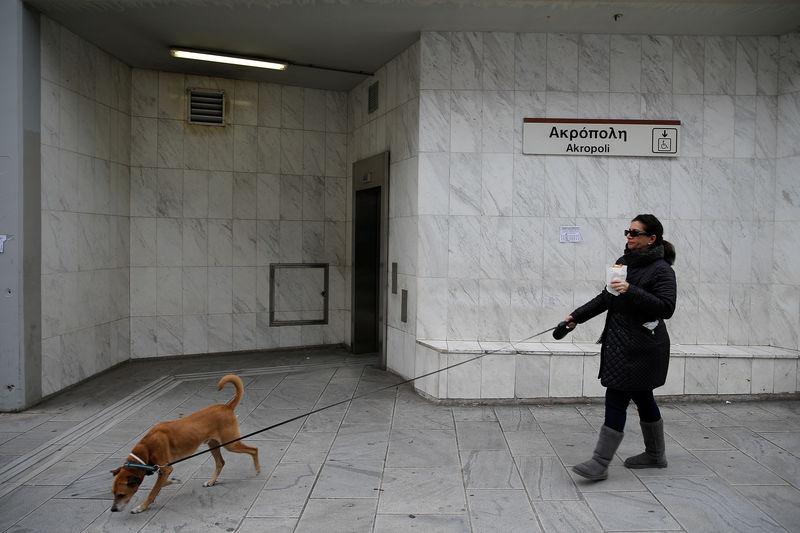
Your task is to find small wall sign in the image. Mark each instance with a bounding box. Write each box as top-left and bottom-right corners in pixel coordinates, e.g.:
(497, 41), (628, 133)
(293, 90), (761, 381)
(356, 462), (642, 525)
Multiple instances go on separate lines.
(523, 118), (681, 158)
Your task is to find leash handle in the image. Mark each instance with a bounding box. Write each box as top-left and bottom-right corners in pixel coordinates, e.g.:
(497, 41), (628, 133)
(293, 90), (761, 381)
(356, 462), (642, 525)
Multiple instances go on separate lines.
(157, 324), (557, 469)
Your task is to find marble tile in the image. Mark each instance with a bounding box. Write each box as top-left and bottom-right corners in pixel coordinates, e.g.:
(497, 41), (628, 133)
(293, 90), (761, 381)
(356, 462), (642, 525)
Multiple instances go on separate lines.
(517, 455), (578, 500)
(378, 466), (466, 514)
(482, 91), (514, 153)
(311, 460), (382, 498)
(420, 32), (451, 90)
(375, 513), (469, 532)
(387, 428), (458, 467)
(515, 33), (546, 91)
(692, 450), (786, 485)
(295, 498), (376, 533)
(468, 489), (540, 532)
(584, 491), (681, 531)
(462, 449), (522, 489)
(451, 32), (482, 90)
(547, 34), (578, 92)
(734, 484), (800, 533)
(8, 498), (110, 532)
(757, 36), (779, 96)
(673, 36), (704, 94)
(705, 36), (736, 95)
(578, 34), (609, 93)
(533, 500), (604, 532)
(483, 32), (514, 90)
(644, 475), (786, 533)
(450, 90), (482, 153)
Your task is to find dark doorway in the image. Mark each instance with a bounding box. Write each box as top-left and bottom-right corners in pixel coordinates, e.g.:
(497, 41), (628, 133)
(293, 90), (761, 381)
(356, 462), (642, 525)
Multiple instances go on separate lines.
(352, 187), (380, 353)
(351, 152), (389, 363)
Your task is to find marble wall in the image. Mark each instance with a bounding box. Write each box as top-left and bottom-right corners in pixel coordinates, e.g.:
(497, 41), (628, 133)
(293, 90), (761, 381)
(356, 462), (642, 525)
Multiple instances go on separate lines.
(367, 30), (800, 381)
(39, 18), (132, 395)
(349, 42), (421, 379)
(128, 71), (349, 358)
(775, 32), (800, 350)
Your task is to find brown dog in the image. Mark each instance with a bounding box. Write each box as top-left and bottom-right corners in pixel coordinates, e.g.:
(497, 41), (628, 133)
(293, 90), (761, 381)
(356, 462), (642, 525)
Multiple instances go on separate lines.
(110, 374), (260, 513)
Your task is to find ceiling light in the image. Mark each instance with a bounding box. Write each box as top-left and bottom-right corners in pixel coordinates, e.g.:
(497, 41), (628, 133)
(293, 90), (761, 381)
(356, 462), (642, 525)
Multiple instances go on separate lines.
(170, 48), (287, 70)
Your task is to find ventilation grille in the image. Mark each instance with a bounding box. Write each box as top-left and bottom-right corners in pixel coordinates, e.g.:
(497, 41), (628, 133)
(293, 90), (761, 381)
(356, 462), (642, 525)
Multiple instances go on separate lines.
(368, 81), (379, 114)
(188, 89), (225, 125)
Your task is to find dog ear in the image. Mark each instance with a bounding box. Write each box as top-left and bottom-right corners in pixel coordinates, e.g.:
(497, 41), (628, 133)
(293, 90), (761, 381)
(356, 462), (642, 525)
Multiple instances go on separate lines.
(110, 467), (121, 476)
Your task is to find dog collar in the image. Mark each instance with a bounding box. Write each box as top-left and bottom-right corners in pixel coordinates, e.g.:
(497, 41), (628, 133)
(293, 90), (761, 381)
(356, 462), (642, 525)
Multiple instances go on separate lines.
(124, 453), (157, 475)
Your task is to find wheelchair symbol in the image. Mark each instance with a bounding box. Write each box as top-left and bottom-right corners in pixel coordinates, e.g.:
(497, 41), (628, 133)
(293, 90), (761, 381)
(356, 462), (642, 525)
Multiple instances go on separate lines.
(652, 128), (678, 154)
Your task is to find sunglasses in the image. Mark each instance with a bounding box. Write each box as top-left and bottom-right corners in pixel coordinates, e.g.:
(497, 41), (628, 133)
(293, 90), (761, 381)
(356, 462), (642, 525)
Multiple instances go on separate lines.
(624, 229), (650, 237)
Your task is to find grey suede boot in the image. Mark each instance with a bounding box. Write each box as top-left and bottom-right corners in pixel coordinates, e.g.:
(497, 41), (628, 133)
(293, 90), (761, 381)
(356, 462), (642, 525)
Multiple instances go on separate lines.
(624, 419), (667, 469)
(572, 425), (624, 481)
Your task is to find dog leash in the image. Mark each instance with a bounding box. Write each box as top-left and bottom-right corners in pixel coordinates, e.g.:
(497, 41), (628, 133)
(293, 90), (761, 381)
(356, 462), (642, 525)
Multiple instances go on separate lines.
(148, 323), (560, 472)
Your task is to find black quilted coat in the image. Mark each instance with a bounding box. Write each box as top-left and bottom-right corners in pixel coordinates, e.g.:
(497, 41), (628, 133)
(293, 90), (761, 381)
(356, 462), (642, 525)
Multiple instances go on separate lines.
(570, 245), (676, 391)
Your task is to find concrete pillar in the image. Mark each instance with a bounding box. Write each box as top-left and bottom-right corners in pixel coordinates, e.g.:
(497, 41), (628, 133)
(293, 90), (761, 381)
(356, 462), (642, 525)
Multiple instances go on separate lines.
(0, 0), (41, 410)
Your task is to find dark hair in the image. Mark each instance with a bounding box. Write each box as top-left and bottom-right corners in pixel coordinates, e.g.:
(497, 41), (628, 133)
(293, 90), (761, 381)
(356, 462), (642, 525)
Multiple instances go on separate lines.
(632, 213), (675, 265)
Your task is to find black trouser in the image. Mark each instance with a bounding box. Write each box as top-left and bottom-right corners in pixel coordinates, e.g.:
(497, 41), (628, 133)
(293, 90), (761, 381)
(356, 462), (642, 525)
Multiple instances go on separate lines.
(604, 387), (661, 432)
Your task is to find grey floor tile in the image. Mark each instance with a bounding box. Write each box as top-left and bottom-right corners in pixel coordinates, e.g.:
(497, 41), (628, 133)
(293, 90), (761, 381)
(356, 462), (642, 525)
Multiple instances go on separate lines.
(643, 475), (786, 533)
(692, 449), (788, 485)
(248, 463), (321, 517)
(301, 405), (348, 432)
(467, 489), (541, 533)
(461, 449), (522, 489)
(761, 431), (800, 456)
(504, 430), (557, 456)
(281, 430), (336, 463)
(675, 403), (739, 427)
(141, 478), (263, 532)
(311, 460), (382, 498)
(667, 421), (736, 451)
(295, 498), (377, 533)
(391, 404), (454, 430)
(6, 497), (109, 533)
(583, 491), (681, 531)
(387, 428), (459, 467)
(239, 407), (306, 442)
(236, 516), (297, 532)
(342, 396), (396, 424)
(455, 421), (507, 450)
(0, 413), (53, 433)
(531, 405), (593, 433)
(0, 485), (62, 531)
(532, 500), (604, 533)
(713, 426), (800, 487)
(452, 406), (497, 422)
(542, 430), (600, 466)
(373, 513), (470, 532)
(85, 502), (171, 532)
(493, 406), (540, 431)
(378, 467), (466, 514)
(735, 484), (800, 533)
(27, 452), (107, 486)
(327, 424), (390, 463)
(517, 456), (579, 500)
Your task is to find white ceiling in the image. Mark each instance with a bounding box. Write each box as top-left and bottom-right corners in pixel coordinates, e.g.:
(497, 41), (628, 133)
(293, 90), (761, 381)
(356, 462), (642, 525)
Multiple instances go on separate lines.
(24, 0), (800, 91)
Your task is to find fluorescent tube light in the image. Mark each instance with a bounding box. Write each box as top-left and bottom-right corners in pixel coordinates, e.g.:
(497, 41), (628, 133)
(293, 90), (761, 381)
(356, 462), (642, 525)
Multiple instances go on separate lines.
(170, 49), (287, 70)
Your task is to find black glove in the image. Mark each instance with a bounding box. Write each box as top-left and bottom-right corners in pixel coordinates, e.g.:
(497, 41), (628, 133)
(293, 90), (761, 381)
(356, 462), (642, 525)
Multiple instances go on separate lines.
(552, 321), (574, 340)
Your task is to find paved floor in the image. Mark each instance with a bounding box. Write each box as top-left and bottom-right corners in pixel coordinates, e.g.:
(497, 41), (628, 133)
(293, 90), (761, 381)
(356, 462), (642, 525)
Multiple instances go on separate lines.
(0, 346), (799, 532)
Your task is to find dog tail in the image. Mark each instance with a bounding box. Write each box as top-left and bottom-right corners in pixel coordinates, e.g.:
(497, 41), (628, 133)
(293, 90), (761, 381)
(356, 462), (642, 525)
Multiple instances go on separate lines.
(218, 374), (244, 409)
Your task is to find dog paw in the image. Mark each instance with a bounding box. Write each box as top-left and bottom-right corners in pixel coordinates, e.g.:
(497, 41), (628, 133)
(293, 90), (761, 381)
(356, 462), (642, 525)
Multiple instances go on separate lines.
(131, 506), (145, 514)
(202, 480), (216, 487)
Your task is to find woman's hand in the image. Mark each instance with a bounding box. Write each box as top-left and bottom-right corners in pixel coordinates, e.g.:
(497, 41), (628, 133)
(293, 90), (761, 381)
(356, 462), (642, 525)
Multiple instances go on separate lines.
(565, 315), (576, 329)
(609, 279), (630, 294)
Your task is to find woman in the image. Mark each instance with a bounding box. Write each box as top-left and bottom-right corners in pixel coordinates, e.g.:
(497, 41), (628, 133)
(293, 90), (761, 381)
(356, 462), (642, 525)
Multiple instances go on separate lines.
(564, 214), (676, 481)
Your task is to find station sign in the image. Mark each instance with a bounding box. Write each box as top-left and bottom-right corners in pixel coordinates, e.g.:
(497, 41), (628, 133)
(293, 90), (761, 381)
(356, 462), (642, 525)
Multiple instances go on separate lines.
(523, 118), (681, 157)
